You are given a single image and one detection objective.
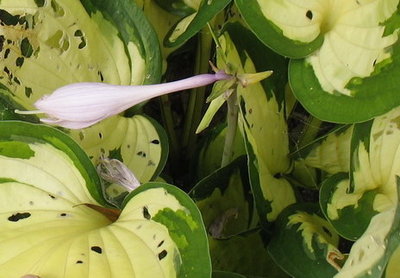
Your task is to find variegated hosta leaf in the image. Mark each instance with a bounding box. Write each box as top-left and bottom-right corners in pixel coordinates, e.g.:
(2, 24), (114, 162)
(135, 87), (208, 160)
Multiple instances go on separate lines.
(164, 0), (231, 47)
(0, 121), (210, 278)
(320, 106), (400, 240)
(0, 0), (165, 182)
(135, 0), (182, 65)
(320, 173), (377, 240)
(217, 24), (295, 222)
(0, 85), (38, 122)
(69, 115), (168, 184)
(334, 181), (400, 278)
(237, 0), (398, 84)
(237, 0), (400, 123)
(268, 203), (344, 278)
(0, 0), (159, 107)
(303, 1), (398, 97)
(235, 0), (324, 58)
(303, 125), (353, 175)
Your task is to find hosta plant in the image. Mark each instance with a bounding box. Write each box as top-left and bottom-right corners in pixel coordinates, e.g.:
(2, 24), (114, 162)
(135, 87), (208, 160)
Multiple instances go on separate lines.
(0, 0), (400, 277)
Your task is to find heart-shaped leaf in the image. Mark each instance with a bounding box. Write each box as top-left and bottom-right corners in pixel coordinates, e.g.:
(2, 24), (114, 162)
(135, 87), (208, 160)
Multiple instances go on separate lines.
(289, 2), (400, 123)
(237, 0), (400, 123)
(0, 121), (210, 277)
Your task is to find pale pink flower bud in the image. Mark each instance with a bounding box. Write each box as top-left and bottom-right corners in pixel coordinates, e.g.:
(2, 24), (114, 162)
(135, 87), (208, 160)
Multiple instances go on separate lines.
(17, 72), (231, 129)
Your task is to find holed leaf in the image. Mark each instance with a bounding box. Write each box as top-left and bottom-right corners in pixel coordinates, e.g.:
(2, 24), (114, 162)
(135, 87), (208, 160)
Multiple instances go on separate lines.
(69, 115), (168, 183)
(0, 121), (210, 278)
(0, 0), (165, 182)
(0, 0), (160, 106)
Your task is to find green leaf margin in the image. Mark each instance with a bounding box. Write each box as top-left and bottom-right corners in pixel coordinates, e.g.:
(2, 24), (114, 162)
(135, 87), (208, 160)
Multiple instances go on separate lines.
(0, 120), (107, 206)
(81, 0), (162, 84)
(164, 0), (231, 47)
(289, 38), (400, 124)
(268, 203), (341, 278)
(123, 182), (212, 278)
(235, 0), (323, 58)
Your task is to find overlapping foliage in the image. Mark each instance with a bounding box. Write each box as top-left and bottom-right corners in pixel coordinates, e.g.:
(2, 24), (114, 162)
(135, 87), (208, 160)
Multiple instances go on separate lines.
(0, 0), (400, 277)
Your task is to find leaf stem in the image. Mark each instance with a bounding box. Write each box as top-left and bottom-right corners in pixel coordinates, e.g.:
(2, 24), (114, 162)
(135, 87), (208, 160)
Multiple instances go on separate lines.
(160, 94), (179, 158)
(221, 89), (238, 167)
(182, 27), (213, 156)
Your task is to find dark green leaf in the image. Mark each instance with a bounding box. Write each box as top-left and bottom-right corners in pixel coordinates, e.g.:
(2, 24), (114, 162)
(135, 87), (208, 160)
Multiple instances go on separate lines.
(165, 0), (231, 47)
(268, 203), (343, 278)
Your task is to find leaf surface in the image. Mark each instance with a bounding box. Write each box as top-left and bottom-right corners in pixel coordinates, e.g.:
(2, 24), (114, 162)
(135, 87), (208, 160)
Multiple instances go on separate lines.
(0, 121), (210, 278)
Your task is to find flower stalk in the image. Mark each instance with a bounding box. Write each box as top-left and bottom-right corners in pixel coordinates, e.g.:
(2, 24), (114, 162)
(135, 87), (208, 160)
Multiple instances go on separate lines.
(221, 89), (239, 167)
